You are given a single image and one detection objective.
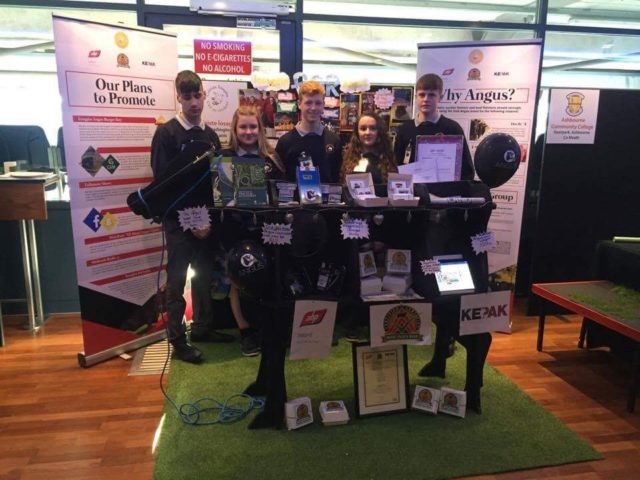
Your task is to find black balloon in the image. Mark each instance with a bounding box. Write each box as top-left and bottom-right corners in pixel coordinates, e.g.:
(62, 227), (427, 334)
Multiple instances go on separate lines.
(474, 133), (521, 188)
(227, 240), (270, 297)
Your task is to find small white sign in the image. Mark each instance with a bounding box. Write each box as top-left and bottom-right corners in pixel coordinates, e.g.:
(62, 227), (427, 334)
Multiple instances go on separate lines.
(289, 300), (338, 360)
(177, 206), (211, 231)
(420, 259), (441, 275)
(471, 231), (497, 255)
(340, 218), (370, 240)
(547, 89), (599, 144)
(369, 303), (432, 347)
(459, 290), (511, 336)
(261, 223), (292, 245)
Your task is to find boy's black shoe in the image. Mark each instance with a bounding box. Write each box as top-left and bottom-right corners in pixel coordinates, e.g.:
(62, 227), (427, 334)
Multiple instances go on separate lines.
(240, 329), (261, 357)
(190, 330), (235, 343)
(172, 342), (203, 364)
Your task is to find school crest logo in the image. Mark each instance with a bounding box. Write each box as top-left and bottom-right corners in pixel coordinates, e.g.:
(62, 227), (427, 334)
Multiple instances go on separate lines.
(565, 92), (585, 117)
(117, 53), (130, 68)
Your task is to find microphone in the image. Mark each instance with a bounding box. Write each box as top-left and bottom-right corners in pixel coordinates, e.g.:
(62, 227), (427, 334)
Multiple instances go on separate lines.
(127, 140), (218, 220)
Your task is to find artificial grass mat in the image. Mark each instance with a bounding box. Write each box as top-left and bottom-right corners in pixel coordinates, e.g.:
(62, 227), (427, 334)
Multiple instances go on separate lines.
(154, 338), (601, 480)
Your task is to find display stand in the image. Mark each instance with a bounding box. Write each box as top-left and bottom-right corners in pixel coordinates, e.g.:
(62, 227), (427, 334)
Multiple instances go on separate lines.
(210, 181), (494, 429)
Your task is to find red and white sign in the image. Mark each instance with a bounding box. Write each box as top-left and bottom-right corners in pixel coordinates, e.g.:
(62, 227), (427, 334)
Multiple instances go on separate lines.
(289, 300), (337, 360)
(194, 39), (252, 76)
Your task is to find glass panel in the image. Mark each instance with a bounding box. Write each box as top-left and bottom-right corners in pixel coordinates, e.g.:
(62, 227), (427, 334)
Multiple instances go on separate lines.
(303, 21), (534, 85)
(163, 23), (280, 77)
(547, 0), (640, 29)
(0, 6), (138, 144)
(146, 0), (296, 12)
(304, 0), (538, 23)
(57, 0), (135, 3)
(542, 31), (640, 89)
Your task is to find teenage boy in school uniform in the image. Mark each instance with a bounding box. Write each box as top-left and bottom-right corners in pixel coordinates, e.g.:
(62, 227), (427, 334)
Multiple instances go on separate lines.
(150, 70), (234, 364)
(275, 80), (342, 183)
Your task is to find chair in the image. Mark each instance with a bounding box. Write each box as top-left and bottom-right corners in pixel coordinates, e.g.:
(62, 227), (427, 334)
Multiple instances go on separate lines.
(0, 125), (50, 169)
(57, 126), (66, 169)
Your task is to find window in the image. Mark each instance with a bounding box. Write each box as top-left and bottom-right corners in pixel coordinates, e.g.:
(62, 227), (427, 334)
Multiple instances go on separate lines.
(303, 21), (534, 85)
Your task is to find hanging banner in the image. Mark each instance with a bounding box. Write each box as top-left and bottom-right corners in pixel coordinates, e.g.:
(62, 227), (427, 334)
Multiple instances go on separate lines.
(546, 88), (599, 144)
(53, 15), (178, 365)
(417, 40), (542, 288)
(459, 290), (511, 336)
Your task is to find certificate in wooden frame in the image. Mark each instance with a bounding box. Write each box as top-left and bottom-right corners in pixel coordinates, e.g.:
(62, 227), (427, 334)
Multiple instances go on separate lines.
(352, 342), (409, 418)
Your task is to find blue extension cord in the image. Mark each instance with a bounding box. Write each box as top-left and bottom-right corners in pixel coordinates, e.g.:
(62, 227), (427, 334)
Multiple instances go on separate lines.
(142, 166), (264, 426)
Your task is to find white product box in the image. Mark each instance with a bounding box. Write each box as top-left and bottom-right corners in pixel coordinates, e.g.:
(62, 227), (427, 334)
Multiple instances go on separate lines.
(382, 274), (412, 294)
(387, 172), (419, 207)
(285, 397), (314, 430)
(346, 172), (388, 207)
(412, 386), (441, 415)
(360, 276), (383, 296)
(438, 387), (466, 418)
(319, 400), (350, 426)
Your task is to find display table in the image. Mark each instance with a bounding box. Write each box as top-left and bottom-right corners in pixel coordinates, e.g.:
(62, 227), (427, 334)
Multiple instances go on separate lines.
(217, 196), (494, 428)
(532, 280), (640, 412)
(0, 173), (59, 341)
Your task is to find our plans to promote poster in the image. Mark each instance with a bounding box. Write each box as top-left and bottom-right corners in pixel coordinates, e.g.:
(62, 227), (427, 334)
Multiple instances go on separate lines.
(53, 16), (179, 358)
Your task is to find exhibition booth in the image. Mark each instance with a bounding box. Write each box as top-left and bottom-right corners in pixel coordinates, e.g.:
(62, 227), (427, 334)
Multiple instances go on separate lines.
(1, 4), (640, 480)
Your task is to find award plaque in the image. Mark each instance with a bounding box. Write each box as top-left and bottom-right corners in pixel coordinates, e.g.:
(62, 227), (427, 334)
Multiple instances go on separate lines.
(352, 343), (409, 418)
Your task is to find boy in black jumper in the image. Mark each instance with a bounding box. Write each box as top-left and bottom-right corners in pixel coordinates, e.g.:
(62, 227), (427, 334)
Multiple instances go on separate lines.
(275, 80), (342, 183)
(393, 73), (474, 181)
(150, 70), (233, 364)
(395, 74), (481, 406)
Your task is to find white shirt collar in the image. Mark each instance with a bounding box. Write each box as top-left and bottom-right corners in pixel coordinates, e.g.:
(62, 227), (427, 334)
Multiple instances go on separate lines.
(414, 112), (441, 127)
(176, 112), (205, 130)
(295, 121), (324, 136)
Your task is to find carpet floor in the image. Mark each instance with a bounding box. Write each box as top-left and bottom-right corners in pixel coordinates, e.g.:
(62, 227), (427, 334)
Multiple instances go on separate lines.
(154, 338), (601, 480)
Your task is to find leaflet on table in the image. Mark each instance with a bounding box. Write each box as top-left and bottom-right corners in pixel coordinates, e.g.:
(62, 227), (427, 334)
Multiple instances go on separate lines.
(233, 156), (268, 206)
(398, 135), (463, 183)
(297, 166), (322, 204)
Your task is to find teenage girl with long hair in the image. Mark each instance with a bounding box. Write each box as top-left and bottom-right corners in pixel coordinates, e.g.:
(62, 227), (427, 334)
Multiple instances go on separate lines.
(340, 112), (397, 184)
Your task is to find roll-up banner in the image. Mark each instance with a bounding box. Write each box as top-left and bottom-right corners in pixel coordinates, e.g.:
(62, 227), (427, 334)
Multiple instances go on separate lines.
(417, 40), (542, 287)
(53, 16), (179, 366)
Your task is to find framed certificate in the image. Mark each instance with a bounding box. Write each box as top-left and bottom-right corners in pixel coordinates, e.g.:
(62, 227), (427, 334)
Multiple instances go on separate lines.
(352, 343), (409, 418)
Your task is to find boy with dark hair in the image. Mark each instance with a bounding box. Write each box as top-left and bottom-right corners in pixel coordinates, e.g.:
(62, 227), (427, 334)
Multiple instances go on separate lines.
(393, 73), (474, 180)
(275, 80), (342, 183)
(151, 70), (233, 364)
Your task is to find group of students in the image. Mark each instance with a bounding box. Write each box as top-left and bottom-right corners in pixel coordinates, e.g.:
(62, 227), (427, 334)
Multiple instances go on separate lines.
(151, 70), (475, 375)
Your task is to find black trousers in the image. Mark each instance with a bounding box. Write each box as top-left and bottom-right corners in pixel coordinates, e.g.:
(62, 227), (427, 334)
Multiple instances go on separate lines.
(164, 219), (214, 344)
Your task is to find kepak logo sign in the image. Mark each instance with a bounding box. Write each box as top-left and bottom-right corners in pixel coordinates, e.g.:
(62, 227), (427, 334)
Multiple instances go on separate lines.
(461, 304), (508, 321)
(459, 290), (511, 336)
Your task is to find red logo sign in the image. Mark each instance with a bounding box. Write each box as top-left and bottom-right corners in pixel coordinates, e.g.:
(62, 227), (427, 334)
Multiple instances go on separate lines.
(300, 309), (327, 326)
(193, 39), (252, 76)
(88, 50), (101, 58)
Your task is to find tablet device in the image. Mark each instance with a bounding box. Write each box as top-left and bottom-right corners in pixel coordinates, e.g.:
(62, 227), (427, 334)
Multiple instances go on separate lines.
(434, 258), (475, 295)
